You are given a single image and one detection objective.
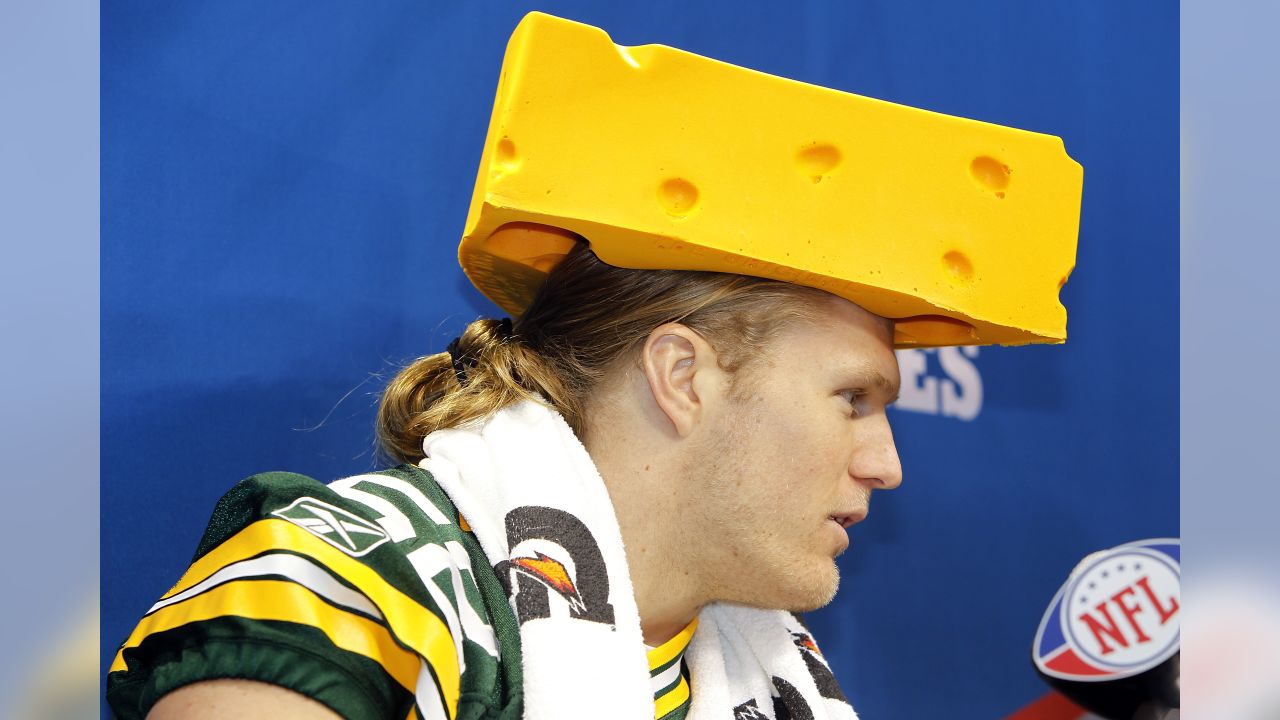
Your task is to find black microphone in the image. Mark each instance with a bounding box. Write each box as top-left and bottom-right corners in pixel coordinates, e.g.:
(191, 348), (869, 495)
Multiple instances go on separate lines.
(1031, 539), (1180, 720)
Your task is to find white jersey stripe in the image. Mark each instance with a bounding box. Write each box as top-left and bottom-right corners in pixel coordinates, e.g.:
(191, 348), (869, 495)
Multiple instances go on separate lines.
(414, 658), (450, 720)
(408, 544), (467, 673)
(146, 552), (383, 621)
(344, 473), (453, 526)
(650, 659), (682, 696)
(328, 478), (418, 542)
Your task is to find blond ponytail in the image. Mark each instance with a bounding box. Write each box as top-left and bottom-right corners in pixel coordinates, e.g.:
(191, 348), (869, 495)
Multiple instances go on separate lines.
(376, 317), (576, 463)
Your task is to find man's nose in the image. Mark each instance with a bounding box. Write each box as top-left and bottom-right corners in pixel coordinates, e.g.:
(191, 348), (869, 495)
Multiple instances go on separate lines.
(849, 414), (903, 490)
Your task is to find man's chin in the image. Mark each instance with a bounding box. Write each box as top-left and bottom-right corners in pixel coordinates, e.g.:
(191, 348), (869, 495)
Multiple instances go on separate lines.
(734, 561), (841, 613)
(791, 563), (842, 611)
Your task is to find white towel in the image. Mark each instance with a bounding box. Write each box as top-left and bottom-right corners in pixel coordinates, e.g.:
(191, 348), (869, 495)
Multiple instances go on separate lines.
(420, 399), (857, 720)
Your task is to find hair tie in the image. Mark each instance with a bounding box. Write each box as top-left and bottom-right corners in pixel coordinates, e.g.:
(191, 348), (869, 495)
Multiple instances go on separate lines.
(446, 317), (515, 385)
(446, 336), (475, 385)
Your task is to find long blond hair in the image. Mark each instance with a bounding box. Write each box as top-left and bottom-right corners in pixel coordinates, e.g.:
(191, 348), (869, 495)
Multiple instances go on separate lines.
(377, 241), (824, 463)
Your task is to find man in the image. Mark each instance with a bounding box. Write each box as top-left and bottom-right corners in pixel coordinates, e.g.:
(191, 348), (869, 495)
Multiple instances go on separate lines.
(115, 243), (897, 719)
(107, 13), (1079, 720)
(109, 241), (901, 719)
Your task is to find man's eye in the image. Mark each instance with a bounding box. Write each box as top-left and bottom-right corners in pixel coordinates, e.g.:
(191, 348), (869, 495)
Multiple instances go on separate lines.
(838, 390), (865, 415)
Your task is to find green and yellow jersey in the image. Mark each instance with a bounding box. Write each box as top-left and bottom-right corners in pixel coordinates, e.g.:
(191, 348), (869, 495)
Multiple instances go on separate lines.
(107, 466), (521, 720)
(648, 619), (696, 720)
(107, 465), (696, 720)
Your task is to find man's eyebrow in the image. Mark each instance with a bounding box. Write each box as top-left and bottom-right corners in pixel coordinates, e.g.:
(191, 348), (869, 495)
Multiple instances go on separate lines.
(847, 366), (900, 404)
(875, 372), (901, 404)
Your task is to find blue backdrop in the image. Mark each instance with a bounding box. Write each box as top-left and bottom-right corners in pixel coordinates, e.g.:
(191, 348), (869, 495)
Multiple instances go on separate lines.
(102, 3), (1178, 718)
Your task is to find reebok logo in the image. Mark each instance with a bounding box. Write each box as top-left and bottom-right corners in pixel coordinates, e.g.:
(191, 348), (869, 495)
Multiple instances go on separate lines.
(272, 497), (390, 557)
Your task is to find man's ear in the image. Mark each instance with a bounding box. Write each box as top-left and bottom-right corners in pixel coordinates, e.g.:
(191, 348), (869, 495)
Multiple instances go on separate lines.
(639, 323), (722, 437)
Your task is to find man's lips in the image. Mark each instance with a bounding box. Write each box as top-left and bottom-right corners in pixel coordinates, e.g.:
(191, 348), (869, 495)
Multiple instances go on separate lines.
(827, 509), (868, 529)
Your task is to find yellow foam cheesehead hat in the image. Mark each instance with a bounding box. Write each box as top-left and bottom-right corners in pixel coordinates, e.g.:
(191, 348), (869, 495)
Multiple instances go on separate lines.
(460, 12), (1083, 347)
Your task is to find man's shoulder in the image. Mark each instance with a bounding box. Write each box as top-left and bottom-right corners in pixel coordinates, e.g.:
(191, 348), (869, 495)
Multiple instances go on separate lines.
(189, 463), (499, 639)
(198, 464), (513, 657)
(108, 464), (521, 720)
(196, 464), (463, 559)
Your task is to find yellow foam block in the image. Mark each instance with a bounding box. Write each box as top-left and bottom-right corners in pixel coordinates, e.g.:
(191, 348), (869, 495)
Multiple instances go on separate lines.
(460, 12), (1083, 347)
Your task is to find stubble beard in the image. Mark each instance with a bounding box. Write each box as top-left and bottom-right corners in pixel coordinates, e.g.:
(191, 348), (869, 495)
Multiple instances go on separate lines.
(705, 540), (843, 613)
(684, 425), (843, 613)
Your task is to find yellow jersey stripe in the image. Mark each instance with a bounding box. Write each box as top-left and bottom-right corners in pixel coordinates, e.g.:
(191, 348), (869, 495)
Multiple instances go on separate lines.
(154, 519), (459, 719)
(109, 579), (419, 691)
(646, 617), (698, 672)
(653, 674), (690, 719)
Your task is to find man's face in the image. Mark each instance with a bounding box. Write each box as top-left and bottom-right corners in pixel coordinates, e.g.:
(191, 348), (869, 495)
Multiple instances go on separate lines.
(689, 294), (902, 612)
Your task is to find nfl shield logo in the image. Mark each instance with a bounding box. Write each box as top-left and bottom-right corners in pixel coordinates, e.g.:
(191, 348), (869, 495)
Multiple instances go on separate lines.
(1033, 538), (1180, 681)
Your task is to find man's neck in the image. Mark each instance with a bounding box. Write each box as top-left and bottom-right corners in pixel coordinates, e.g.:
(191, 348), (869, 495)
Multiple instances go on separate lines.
(584, 395), (706, 646)
(597, 451), (706, 646)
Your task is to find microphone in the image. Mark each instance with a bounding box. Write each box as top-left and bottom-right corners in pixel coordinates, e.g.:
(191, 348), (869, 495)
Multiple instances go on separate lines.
(1031, 538), (1180, 720)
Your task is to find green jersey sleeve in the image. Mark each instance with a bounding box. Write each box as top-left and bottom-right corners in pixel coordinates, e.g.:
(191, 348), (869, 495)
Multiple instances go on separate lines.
(106, 467), (522, 720)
